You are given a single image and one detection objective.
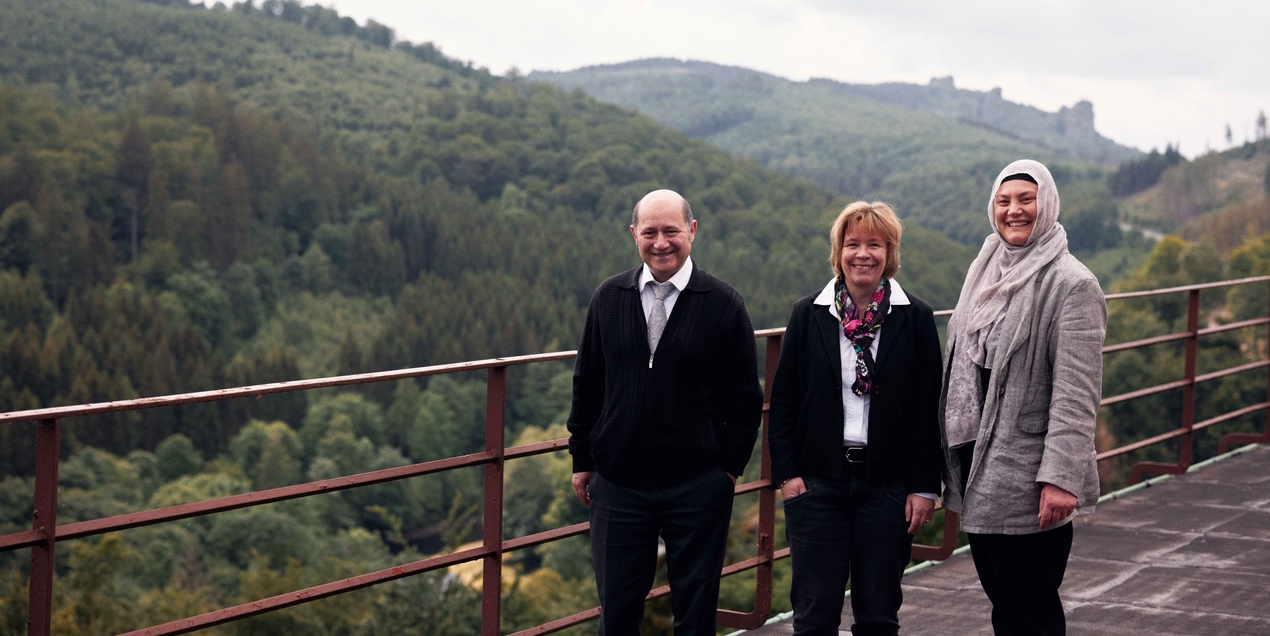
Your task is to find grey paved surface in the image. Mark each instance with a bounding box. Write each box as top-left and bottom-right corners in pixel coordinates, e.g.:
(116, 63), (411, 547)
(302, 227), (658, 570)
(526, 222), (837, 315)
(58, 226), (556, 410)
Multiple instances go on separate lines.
(745, 446), (1270, 635)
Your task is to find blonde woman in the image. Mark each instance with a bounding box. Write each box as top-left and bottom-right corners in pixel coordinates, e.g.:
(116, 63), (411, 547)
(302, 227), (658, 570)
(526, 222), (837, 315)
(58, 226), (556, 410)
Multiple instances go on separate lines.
(769, 201), (944, 635)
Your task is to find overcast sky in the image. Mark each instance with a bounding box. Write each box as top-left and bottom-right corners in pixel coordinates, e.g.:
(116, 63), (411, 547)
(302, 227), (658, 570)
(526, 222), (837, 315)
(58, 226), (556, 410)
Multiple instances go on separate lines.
(330, 0), (1270, 157)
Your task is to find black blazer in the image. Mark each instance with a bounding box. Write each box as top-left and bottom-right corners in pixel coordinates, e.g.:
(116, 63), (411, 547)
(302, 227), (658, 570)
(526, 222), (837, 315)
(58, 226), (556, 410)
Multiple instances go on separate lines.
(567, 264), (764, 490)
(768, 285), (944, 494)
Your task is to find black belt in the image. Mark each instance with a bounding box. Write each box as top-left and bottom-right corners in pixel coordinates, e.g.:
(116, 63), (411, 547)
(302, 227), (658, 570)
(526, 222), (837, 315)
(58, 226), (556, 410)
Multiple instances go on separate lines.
(843, 446), (867, 464)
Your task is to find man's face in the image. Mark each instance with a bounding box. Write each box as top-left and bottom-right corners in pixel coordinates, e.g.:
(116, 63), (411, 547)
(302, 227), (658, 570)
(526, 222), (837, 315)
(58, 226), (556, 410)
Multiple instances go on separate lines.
(631, 198), (696, 283)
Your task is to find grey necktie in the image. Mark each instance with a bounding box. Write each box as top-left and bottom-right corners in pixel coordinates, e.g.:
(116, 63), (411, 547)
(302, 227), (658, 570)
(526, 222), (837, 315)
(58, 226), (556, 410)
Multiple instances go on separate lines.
(647, 283), (674, 354)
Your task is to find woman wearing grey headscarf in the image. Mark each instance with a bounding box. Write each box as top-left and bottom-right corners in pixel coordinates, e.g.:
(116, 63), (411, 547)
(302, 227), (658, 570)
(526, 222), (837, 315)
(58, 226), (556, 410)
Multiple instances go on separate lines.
(939, 160), (1107, 635)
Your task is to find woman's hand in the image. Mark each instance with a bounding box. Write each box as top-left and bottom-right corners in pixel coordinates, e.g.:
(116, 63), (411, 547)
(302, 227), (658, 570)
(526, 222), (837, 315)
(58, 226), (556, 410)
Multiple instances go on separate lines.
(1039, 483), (1077, 529)
(906, 495), (936, 534)
(780, 477), (807, 500)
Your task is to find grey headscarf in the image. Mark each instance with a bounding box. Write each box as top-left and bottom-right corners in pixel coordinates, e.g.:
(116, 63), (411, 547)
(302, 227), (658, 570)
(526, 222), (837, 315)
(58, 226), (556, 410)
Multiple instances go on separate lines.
(944, 159), (1069, 448)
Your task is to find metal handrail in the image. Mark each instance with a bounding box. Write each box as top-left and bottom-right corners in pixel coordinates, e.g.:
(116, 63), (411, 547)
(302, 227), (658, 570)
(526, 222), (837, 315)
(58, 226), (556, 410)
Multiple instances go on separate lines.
(2, 274), (1267, 636)
(0, 351), (578, 425)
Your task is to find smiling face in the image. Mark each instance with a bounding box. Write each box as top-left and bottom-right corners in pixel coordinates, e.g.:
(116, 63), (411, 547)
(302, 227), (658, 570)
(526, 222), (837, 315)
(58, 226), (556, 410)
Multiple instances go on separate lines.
(839, 229), (888, 300)
(631, 192), (695, 282)
(994, 179), (1040, 246)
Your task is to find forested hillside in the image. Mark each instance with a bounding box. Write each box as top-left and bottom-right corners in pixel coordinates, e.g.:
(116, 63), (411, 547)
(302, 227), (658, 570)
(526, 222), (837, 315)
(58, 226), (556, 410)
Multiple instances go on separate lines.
(1115, 139), (1270, 241)
(0, 0), (978, 464)
(531, 59), (1136, 247)
(0, 1), (973, 632)
(0, 1), (1266, 634)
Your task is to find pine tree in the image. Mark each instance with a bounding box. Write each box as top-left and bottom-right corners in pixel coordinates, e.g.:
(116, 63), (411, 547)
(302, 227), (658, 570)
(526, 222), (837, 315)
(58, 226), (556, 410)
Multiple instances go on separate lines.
(207, 161), (252, 270)
(118, 118), (153, 262)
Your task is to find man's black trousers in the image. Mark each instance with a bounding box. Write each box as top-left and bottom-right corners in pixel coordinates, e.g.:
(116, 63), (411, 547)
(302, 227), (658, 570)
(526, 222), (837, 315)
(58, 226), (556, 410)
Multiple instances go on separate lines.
(589, 467), (734, 635)
(783, 464), (913, 636)
(968, 523), (1073, 636)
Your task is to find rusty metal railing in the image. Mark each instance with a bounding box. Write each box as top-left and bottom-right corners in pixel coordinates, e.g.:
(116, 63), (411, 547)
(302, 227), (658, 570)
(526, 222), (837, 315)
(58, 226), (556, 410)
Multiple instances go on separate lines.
(1090, 275), (1270, 482)
(1, 275), (1267, 635)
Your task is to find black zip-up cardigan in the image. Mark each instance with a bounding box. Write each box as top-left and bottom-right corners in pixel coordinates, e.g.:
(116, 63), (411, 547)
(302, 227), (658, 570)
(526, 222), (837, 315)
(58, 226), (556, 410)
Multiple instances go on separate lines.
(567, 264), (763, 490)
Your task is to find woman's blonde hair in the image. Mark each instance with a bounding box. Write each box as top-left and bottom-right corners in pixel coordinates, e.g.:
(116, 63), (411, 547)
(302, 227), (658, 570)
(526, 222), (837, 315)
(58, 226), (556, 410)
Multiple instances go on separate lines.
(829, 201), (903, 280)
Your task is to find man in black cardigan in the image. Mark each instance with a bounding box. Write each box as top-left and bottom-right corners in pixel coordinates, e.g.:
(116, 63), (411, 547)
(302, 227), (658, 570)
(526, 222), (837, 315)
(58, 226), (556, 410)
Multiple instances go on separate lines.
(568, 189), (763, 635)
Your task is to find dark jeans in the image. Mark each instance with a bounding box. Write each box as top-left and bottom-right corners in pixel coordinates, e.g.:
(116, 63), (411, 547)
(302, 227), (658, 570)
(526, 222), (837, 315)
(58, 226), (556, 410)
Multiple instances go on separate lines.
(783, 465), (913, 636)
(968, 524), (1073, 636)
(588, 466), (734, 636)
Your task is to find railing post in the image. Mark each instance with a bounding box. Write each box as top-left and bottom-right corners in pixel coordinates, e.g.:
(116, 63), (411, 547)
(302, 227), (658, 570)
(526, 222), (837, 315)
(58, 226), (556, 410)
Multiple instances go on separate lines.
(716, 333), (781, 630)
(756, 332), (777, 604)
(911, 508), (960, 562)
(482, 366), (507, 636)
(28, 418), (59, 636)
(753, 335), (780, 614)
(1179, 289), (1200, 468)
(1130, 289), (1201, 483)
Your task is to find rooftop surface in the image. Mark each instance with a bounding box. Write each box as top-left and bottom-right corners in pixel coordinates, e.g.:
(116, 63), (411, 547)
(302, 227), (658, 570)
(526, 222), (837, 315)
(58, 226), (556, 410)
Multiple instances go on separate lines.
(745, 445), (1270, 635)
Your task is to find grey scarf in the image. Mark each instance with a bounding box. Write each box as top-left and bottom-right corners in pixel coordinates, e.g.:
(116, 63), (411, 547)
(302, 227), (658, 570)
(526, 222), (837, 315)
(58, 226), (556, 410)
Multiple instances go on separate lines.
(944, 160), (1069, 448)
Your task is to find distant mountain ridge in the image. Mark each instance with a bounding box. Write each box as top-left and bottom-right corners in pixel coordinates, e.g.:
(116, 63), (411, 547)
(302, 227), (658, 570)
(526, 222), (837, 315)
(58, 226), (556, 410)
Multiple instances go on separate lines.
(808, 75), (1138, 164)
(532, 58), (1137, 244)
(535, 58), (1139, 164)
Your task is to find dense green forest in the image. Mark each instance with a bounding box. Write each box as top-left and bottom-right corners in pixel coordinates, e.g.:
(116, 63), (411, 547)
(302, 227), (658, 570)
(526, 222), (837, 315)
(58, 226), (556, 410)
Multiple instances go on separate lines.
(0, 0), (971, 632)
(0, 1), (1266, 634)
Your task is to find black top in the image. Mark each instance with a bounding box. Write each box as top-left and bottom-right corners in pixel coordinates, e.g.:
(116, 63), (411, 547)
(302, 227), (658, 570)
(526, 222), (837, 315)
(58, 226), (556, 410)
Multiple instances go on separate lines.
(566, 264), (764, 490)
(768, 288), (944, 493)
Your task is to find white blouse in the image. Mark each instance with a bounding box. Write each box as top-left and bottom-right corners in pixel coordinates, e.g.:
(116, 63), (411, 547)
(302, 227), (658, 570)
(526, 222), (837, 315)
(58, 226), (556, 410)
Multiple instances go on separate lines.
(811, 277), (911, 446)
(812, 278), (936, 501)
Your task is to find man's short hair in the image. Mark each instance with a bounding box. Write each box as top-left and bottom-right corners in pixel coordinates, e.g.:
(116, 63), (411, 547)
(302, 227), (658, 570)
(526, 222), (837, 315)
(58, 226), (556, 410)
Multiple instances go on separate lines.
(829, 201), (903, 280)
(632, 198), (694, 227)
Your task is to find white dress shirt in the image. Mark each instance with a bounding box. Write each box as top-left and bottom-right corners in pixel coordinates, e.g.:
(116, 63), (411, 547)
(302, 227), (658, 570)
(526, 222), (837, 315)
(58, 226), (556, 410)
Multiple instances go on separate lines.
(813, 278), (936, 501)
(638, 256), (693, 321)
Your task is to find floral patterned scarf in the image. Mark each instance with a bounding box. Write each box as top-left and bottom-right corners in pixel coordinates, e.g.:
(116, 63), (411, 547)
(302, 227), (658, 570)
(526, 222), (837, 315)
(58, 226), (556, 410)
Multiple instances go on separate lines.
(834, 278), (891, 396)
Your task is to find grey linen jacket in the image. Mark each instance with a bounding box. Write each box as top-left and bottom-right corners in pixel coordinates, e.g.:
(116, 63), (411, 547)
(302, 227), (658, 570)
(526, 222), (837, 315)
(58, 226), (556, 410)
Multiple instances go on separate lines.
(940, 254), (1107, 534)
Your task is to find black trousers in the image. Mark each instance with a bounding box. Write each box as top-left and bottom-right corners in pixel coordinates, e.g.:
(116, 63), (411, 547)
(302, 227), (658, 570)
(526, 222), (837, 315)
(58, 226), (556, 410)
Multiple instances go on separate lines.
(588, 467), (734, 636)
(959, 442), (1074, 635)
(968, 524), (1073, 636)
(783, 464), (913, 636)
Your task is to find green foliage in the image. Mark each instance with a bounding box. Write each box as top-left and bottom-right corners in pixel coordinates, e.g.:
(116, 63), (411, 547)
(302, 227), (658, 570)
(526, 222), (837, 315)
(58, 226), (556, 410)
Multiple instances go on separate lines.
(1067, 206), (1123, 253)
(405, 376), (486, 462)
(154, 433), (203, 481)
(364, 571), (482, 636)
(229, 419), (303, 489)
(0, 569), (26, 635)
(206, 507), (316, 569)
(1109, 144), (1185, 196)
(301, 392), (385, 458)
(0, 268), (51, 333)
(53, 533), (135, 635)
(167, 263), (232, 349)
(0, 202), (36, 273)
(1227, 233), (1270, 321)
